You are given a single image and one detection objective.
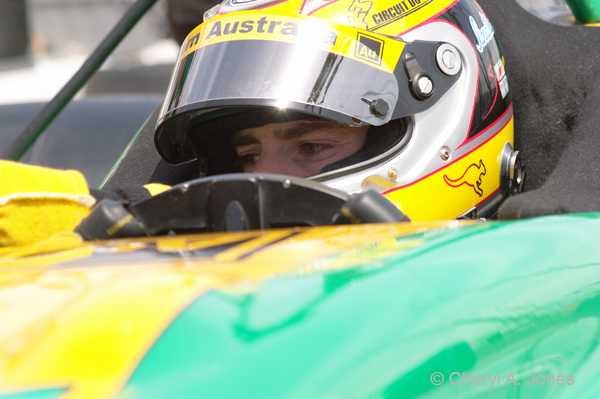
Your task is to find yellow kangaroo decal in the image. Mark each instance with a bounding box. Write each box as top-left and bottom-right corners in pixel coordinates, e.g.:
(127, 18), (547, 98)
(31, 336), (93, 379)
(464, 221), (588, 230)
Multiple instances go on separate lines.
(443, 160), (487, 197)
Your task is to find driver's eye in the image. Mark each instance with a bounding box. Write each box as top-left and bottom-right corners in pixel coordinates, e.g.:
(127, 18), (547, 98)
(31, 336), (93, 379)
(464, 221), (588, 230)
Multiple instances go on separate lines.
(301, 143), (331, 154)
(240, 153), (260, 167)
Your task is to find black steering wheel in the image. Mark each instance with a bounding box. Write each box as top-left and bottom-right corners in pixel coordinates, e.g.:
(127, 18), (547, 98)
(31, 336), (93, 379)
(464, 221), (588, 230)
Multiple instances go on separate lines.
(77, 174), (409, 240)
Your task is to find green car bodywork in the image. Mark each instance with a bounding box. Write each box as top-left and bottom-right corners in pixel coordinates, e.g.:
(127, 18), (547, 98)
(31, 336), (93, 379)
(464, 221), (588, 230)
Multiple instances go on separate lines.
(119, 213), (600, 399)
(565, 0), (600, 24)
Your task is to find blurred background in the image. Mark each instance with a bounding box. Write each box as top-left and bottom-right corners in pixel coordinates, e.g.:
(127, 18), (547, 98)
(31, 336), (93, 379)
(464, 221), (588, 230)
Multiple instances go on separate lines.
(0, 0), (212, 187)
(0, 0), (179, 103)
(516, 0), (577, 26)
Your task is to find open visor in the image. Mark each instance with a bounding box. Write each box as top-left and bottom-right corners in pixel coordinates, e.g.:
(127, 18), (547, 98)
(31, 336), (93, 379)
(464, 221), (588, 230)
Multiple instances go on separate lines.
(155, 11), (412, 164)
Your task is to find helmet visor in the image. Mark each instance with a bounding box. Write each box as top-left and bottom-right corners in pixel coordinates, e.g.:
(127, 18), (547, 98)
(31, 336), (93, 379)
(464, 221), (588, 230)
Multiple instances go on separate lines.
(156, 11), (410, 164)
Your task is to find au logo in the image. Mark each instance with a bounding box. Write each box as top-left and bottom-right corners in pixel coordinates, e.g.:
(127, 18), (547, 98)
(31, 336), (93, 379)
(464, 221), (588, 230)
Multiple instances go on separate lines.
(355, 33), (384, 66)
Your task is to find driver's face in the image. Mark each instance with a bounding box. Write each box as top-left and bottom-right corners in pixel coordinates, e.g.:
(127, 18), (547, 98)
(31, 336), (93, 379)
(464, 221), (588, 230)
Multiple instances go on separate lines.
(231, 119), (368, 178)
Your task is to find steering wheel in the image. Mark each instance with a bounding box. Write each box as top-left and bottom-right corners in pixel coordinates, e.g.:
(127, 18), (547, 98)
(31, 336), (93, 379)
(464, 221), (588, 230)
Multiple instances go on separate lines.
(77, 174), (409, 239)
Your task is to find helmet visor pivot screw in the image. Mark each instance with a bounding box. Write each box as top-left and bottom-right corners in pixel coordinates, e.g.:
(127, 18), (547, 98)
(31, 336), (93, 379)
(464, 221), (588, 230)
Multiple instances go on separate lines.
(404, 52), (435, 100)
(436, 43), (462, 76)
(388, 168), (398, 180)
(443, 51), (456, 69)
(361, 97), (389, 118)
(417, 76), (434, 96)
(440, 146), (451, 161)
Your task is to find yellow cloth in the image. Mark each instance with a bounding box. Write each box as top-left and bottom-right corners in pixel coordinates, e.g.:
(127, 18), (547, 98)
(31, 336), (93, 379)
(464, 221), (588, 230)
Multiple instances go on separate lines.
(0, 161), (95, 247)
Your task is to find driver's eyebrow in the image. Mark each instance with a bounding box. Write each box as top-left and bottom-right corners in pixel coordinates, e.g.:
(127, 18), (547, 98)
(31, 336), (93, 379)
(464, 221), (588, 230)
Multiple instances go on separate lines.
(275, 120), (338, 140)
(231, 133), (259, 148)
(231, 120), (339, 148)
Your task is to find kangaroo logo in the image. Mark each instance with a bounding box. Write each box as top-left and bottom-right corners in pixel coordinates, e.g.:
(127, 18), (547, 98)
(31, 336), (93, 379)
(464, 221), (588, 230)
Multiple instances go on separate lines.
(443, 160), (487, 197)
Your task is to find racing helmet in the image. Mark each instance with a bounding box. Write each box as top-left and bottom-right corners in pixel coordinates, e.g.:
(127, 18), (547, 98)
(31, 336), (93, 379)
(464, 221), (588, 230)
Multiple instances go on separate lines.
(155, 0), (523, 221)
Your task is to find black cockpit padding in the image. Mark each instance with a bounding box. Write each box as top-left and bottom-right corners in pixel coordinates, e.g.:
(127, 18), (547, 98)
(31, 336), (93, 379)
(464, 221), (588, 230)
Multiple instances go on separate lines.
(101, 106), (199, 190)
(498, 73), (600, 219)
(477, 0), (600, 219)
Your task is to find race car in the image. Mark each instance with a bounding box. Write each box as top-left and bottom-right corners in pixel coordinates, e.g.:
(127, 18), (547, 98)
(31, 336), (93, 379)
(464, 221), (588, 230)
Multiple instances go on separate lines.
(1, 0), (599, 398)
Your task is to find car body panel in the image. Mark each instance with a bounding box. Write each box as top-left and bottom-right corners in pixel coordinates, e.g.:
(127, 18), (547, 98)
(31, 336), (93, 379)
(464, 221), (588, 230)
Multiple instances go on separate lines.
(1, 214), (599, 398)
